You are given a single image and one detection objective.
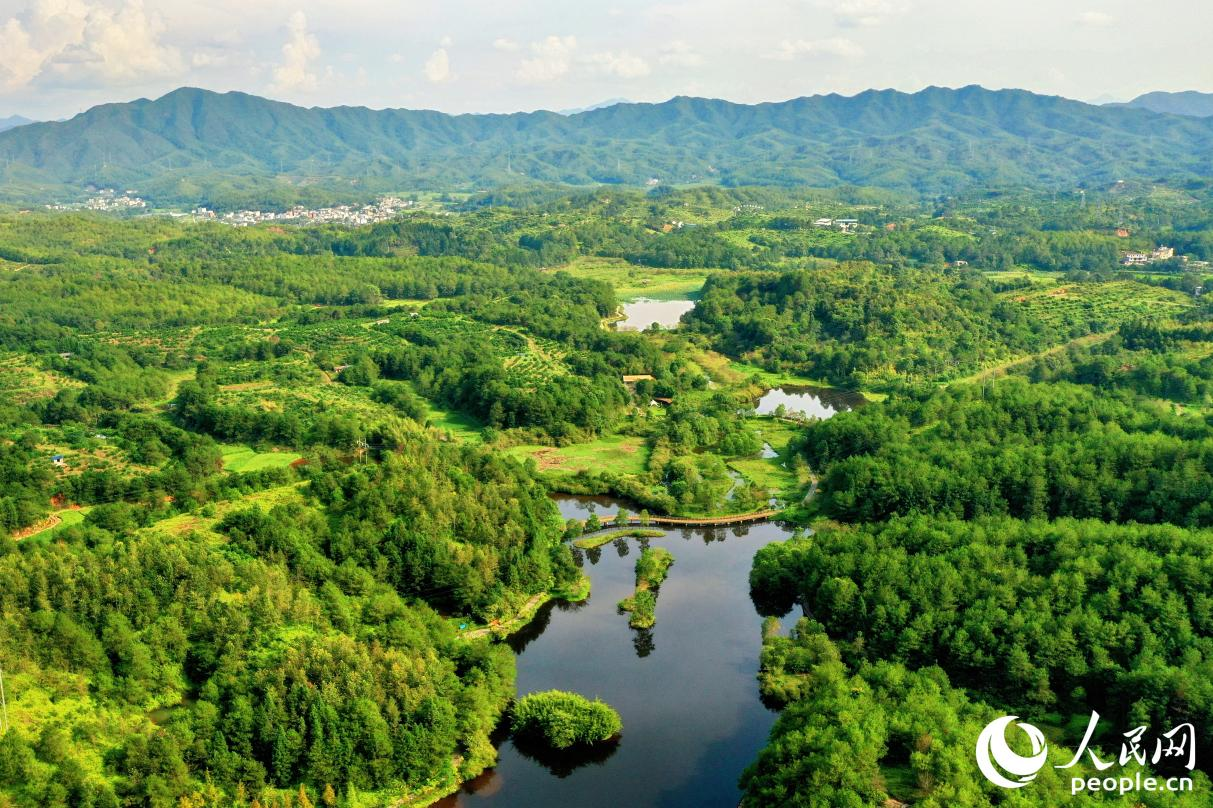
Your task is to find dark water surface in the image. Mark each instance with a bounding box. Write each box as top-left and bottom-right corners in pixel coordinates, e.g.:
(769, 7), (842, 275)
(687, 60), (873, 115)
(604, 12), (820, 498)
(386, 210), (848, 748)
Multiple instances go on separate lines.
(435, 499), (798, 807)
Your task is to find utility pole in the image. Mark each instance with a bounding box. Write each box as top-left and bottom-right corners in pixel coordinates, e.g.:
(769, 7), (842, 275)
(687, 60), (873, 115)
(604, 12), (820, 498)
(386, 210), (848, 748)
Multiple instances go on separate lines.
(0, 660), (8, 735)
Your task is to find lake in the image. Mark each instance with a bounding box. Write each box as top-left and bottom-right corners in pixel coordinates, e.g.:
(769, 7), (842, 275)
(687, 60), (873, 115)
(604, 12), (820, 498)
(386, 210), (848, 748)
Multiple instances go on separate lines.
(754, 385), (867, 420)
(433, 497), (798, 808)
(614, 298), (697, 332)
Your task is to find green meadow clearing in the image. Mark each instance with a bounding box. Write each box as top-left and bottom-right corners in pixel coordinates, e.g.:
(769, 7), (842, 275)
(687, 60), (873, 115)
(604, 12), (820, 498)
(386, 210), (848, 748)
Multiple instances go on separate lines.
(558, 257), (710, 300)
(218, 444), (302, 473)
(506, 434), (650, 476)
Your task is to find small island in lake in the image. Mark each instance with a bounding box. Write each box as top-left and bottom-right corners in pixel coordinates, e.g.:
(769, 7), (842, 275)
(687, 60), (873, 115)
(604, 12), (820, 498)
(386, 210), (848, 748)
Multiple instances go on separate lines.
(618, 547), (675, 629)
(511, 690), (623, 749)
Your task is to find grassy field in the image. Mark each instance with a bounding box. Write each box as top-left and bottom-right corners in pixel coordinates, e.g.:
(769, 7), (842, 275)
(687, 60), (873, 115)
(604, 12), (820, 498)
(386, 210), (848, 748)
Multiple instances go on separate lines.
(15, 506), (91, 542)
(728, 455), (798, 498)
(558, 256), (710, 300)
(982, 268), (1065, 285)
(727, 418), (813, 502)
(45, 507), (88, 535)
(505, 434), (649, 476)
(726, 359), (843, 389)
(425, 403), (483, 442)
(219, 444), (303, 473)
(380, 298), (436, 309)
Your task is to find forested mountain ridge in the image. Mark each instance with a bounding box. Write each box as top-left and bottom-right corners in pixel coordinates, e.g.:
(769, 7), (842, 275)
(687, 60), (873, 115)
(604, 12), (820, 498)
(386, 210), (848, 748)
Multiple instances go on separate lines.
(0, 115), (33, 133)
(1117, 90), (1213, 118)
(4, 85), (1213, 206)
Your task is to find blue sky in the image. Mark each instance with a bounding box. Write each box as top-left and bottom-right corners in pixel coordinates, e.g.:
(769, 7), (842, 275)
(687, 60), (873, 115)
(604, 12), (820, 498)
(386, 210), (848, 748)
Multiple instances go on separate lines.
(0, 0), (1210, 119)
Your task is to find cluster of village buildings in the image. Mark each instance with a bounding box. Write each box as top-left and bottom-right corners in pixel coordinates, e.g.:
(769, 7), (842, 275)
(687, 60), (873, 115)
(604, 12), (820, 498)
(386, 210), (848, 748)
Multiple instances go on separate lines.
(191, 196), (416, 227)
(46, 189), (147, 212)
(813, 217), (860, 232)
(1122, 246), (1176, 266)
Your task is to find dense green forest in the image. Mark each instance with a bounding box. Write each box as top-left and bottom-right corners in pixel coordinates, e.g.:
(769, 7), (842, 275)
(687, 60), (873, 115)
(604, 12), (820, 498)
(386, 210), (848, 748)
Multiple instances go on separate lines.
(743, 616), (1211, 807)
(0, 439), (575, 806)
(3, 183), (1213, 806)
(798, 376), (1213, 524)
(0, 213), (618, 806)
(747, 517), (1213, 805)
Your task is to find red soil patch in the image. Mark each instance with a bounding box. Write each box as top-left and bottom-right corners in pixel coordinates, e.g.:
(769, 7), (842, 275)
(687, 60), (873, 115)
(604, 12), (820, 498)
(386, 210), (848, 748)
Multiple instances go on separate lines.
(12, 514), (61, 540)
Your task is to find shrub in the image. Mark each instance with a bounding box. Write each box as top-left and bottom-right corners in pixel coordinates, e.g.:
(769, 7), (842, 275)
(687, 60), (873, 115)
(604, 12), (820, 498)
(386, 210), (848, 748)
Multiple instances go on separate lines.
(511, 690), (622, 749)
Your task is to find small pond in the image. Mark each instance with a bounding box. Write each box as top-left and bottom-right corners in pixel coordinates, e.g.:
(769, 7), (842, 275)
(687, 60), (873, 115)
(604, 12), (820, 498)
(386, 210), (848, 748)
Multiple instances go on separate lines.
(615, 298), (697, 332)
(754, 385), (866, 421)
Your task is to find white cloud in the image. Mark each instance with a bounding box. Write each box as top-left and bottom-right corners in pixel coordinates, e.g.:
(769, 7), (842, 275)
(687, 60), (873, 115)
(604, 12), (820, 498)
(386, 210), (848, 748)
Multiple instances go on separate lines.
(1075, 10), (1117, 26)
(424, 47), (452, 82)
(765, 37), (865, 61)
(586, 50), (651, 79)
(658, 39), (703, 67)
(271, 11), (320, 93)
(515, 36), (652, 83)
(0, 18), (42, 88)
(516, 35), (576, 83)
(0, 0), (182, 90)
(493, 37), (519, 52)
(818, 0), (909, 27)
(191, 48), (251, 69)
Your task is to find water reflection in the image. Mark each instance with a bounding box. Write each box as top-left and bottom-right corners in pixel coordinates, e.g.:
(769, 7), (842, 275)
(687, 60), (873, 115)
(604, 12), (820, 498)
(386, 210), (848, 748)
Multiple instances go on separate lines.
(506, 600), (557, 655)
(754, 385), (867, 420)
(632, 627), (656, 658)
(512, 733), (622, 778)
(615, 298), (697, 331)
(552, 494), (642, 521)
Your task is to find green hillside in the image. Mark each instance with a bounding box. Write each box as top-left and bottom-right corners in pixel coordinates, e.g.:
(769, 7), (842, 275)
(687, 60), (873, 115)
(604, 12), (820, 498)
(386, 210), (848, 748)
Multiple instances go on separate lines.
(1119, 90), (1213, 117)
(3, 85), (1213, 207)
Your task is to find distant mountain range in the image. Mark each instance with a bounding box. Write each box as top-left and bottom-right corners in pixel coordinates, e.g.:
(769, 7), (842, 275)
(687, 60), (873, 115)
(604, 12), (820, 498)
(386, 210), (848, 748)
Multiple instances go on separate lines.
(2, 85), (1212, 207)
(0, 115), (34, 133)
(557, 98), (632, 116)
(1115, 91), (1213, 118)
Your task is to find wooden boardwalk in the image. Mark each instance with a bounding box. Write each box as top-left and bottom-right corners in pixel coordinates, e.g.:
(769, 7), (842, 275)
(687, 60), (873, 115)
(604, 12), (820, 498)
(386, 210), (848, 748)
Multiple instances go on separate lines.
(581, 510), (781, 529)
